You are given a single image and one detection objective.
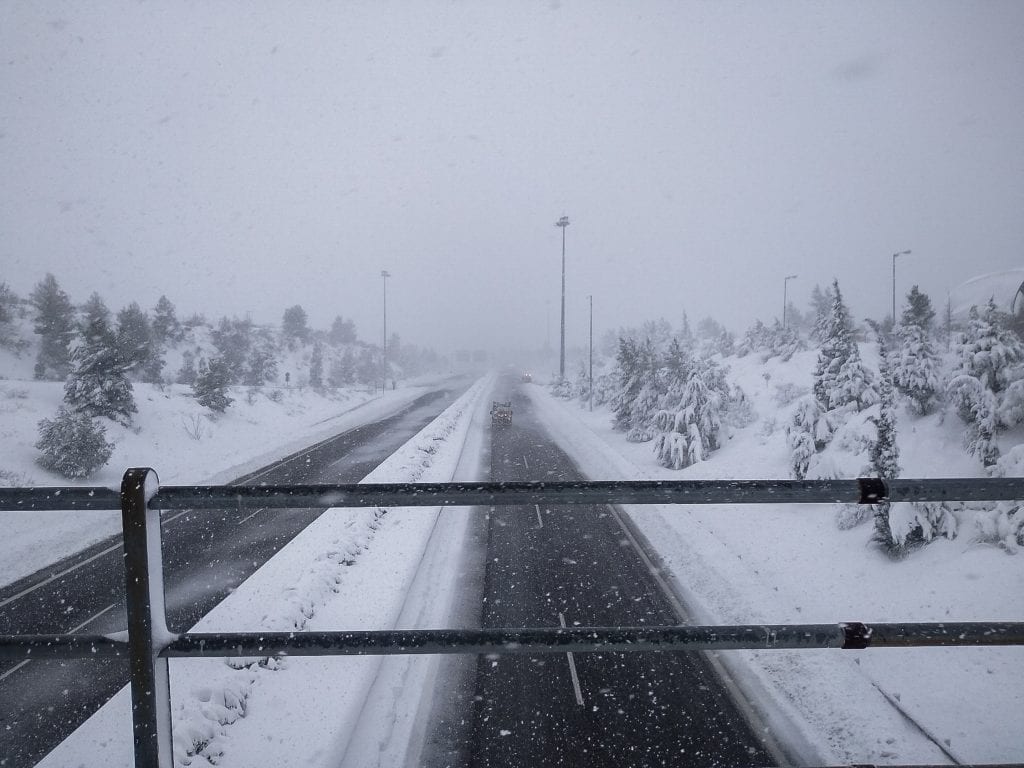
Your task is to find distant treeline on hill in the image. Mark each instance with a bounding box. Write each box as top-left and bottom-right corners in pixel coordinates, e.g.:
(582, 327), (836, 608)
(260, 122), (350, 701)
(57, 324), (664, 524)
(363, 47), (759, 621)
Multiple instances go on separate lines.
(0, 272), (446, 390)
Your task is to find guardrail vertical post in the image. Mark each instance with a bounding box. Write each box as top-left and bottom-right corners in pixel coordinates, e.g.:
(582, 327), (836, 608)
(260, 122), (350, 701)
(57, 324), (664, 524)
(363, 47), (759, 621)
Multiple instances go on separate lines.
(121, 468), (173, 768)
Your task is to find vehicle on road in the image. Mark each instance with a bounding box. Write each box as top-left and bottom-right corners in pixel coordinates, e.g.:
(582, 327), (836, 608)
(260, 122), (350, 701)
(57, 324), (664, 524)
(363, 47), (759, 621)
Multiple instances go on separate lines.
(521, 372), (532, 383)
(490, 400), (513, 426)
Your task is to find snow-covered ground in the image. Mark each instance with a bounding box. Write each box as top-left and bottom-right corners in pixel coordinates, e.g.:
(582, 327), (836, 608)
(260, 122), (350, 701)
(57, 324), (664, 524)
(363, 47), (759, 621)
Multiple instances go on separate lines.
(11, 351), (1024, 766)
(38, 373), (495, 768)
(527, 349), (1024, 766)
(0, 375), (462, 587)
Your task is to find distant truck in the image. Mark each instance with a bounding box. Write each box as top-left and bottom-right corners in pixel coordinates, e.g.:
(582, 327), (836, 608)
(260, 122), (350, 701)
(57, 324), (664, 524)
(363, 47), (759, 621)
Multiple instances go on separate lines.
(490, 400), (513, 426)
(521, 372), (532, 383)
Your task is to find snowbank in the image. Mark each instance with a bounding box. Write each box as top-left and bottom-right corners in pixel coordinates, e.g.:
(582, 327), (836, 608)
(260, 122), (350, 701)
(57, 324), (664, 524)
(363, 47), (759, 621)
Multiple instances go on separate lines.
(38, 374), (493, 768)
(0, 377), (456, 586)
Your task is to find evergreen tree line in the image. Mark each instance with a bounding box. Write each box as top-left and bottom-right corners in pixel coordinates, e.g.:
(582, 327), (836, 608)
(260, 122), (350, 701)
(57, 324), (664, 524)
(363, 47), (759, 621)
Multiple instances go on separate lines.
(784, 279), (1024, 555)
(554, 278), (1023, 556)
(17, 272), (443, 478)
(558, 318), (747, 471)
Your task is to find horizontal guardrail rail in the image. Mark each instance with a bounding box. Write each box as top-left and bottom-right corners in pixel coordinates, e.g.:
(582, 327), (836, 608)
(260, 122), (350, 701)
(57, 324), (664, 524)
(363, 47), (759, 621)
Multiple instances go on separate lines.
(5, 621), (1024, 662)
(1, 468), (1021, 768)
(3, 476), (1024, 511)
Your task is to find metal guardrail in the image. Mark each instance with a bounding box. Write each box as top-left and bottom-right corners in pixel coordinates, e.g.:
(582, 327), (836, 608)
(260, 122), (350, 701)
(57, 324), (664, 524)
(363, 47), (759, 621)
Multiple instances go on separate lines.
(1, 469), (1022, 768)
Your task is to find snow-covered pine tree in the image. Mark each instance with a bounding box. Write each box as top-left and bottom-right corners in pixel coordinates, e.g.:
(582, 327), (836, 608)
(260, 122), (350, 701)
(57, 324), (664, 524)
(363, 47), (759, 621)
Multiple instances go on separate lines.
(329, 316), (357, 345)
(785, 396), (836, 479)
(0, 282), (27, 352)
(736, 319), (770, 357)
(244, 333), (279, 386)
(869, 344), (900, 480)
(140, 346), (166, 385)
(809, 283), (833, 343)
(626, 339), (662, 442)
(948, 300), (1024, 467)
(329, 348), (356, 386)
(768, 319), (805, 361)
(652, 352), (726, 469)
(211, 317), (253, 384)
(0, 282), (13, 326)
(193, 356), (234, 413)
(894, 286), (942, 415)
(813, 280), (877, 412)
(35, 406), (114, 478)
(30, 273), (75, 380)
(151, 295), (183, 344)
(309, 342), (324, 389)
(869, 343), (903, 552)
(64, 293), (137, 424)
(612, 336), (643, 432)
(282, 305), (310, 348)
(177, 350), (198, 385)
(356, 347), (381, 385)
(115, 302), (153, 376)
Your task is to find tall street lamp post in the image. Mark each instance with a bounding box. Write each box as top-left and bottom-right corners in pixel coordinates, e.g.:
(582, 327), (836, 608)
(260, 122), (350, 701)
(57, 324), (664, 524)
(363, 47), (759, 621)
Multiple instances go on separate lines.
(381, 269), (390, 393)
(891, 249), (911, 339)
(783, 274), (798, 329)
(555, 215), (570, 381)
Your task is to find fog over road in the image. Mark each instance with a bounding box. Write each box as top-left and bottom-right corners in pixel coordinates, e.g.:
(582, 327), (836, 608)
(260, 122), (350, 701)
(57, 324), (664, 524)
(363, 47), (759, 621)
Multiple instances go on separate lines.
(466, 377), (776, 767)
(0, 386), (466, 768)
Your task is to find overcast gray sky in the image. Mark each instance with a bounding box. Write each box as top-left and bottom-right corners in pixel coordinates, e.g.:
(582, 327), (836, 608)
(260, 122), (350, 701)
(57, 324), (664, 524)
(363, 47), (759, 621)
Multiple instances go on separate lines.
(2, 0), (1023, 352)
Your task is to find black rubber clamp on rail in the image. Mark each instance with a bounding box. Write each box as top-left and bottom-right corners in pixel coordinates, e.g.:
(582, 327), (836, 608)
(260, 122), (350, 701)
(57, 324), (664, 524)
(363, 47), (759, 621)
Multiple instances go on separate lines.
(857, 477), (888, 505)
(841, 622), (872, 649)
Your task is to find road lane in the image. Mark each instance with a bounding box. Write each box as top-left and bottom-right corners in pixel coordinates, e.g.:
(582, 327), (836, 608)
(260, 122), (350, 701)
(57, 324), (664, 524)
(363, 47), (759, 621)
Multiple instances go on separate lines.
(467, 379), (776, 767)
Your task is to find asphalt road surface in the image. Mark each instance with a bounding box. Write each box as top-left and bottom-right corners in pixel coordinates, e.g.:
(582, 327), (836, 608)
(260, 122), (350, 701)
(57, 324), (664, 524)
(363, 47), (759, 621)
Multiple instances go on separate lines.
(465, 379), (777, 768)
(0, 384), (466, 768)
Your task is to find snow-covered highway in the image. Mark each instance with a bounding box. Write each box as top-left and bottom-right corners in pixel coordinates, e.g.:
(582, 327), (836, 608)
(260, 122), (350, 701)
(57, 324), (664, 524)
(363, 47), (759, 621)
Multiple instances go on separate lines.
(0, 385), (470, 768)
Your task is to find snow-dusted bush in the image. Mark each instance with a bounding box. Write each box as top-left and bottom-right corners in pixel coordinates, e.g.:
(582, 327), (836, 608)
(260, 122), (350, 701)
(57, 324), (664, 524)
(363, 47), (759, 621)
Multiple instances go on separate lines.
(35, 407), (114, 478)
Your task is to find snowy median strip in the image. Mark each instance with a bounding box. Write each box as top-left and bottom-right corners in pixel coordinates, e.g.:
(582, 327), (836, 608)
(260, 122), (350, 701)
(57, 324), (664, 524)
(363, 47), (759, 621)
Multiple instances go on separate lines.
(39, 374), (493, 768)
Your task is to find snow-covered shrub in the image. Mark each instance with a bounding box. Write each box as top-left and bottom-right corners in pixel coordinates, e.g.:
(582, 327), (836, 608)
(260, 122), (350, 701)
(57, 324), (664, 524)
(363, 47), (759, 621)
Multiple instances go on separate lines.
(724, 383), (756, 428)
(773, 381), (808, 407)
(0, 468), (33, 487)
(835, 503), (871, 530)
(875, 502), (958, 556)
(35, 407), (114, 478)
(970, 502), (1024, 552)
(549, 377), (574, 399)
